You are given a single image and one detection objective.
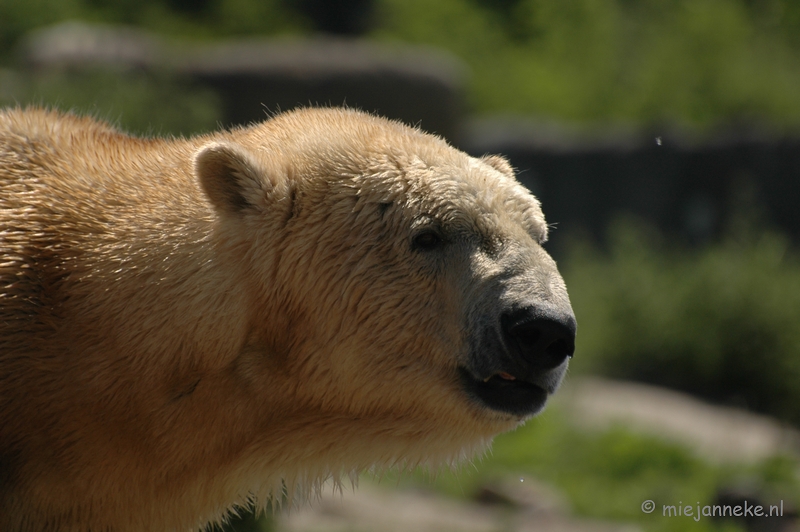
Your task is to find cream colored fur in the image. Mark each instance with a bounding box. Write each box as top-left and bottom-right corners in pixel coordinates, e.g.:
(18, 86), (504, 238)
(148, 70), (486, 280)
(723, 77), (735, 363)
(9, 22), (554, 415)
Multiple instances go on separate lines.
(0, 107), (570, 531)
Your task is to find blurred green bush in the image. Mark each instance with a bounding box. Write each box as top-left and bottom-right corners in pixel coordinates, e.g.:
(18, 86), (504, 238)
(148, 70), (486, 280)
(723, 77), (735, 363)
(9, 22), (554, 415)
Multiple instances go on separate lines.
(374, 0), (800, 129)
(396, 404), (800, 532)
(563, 217), (800, 425)
(0, 69), (221, 136)
(3, 0), (800, 129)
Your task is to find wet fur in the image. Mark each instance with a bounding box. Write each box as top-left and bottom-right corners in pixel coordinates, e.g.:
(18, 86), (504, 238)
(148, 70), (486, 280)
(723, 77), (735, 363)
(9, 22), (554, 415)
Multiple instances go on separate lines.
(0, 107), (570, 531)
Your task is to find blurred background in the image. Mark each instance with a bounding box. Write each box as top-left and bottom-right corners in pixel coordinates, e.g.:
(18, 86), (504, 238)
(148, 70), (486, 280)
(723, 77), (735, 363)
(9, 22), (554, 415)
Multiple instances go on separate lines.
(3, 0), (800, 530)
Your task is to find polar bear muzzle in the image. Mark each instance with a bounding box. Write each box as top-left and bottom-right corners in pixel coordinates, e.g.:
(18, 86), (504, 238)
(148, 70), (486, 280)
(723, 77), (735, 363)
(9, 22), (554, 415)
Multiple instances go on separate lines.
(461, 304), (576, 417)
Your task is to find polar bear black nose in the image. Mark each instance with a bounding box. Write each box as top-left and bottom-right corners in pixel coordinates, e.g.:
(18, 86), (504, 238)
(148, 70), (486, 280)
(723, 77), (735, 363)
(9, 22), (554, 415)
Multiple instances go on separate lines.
(501, 307), (576, 371)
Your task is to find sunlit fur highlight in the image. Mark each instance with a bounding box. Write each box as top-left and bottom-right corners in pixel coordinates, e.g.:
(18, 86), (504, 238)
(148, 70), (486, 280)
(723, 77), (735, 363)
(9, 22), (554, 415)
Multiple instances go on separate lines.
(0, 107), (567, 531)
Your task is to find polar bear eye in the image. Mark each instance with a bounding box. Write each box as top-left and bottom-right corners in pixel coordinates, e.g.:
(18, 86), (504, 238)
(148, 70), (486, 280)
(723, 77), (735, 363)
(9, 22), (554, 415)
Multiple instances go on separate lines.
(411, 229), (445, 252)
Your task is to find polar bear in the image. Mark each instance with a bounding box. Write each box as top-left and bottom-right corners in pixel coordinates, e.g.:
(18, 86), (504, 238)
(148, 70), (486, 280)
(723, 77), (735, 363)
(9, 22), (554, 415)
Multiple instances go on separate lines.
(0, 107), (575, 532)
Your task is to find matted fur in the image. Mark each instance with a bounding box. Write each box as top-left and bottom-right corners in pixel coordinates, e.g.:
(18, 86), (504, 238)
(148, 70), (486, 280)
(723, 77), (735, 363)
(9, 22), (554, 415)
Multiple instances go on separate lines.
(0, 107), (572, 531)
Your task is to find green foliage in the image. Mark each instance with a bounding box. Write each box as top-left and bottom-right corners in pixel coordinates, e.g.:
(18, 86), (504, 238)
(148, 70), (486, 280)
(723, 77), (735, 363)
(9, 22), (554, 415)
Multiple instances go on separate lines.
(0, 0), (84, 57)
(3, 0), (800, 128)
(0, 69), (221, 136)
(392, 406), (798, 532)
(0, 0), (305, 54)
(372, 0), (800, 128)
(562, 218), (800, 424)
(214, 409), (800, 531)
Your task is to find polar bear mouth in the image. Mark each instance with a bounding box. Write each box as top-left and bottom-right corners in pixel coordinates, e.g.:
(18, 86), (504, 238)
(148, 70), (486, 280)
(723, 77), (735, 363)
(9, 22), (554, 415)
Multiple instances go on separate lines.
(458, 367), (549, 418)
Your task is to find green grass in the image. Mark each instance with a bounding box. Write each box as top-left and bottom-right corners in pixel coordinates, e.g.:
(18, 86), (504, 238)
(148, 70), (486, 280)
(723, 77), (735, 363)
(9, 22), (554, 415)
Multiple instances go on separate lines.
(384, 405), (799, 532)
(213, 402), (799, 532)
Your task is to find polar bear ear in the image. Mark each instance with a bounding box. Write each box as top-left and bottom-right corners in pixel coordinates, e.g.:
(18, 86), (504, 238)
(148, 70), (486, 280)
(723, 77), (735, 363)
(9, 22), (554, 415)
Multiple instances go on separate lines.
(481, 154), (515, 179)
(194, 142), (272, 214)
